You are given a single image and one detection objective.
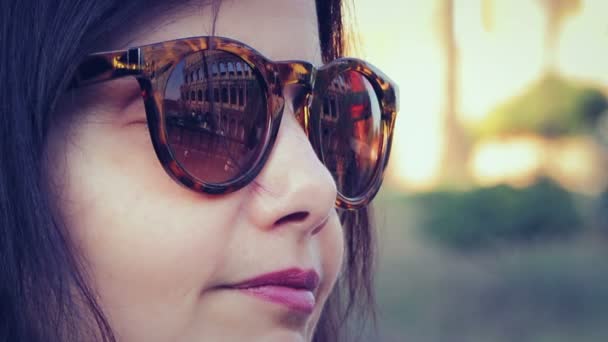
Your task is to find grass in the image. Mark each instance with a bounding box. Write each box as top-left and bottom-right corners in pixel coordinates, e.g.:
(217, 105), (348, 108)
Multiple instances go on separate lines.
(363, 191), (608, 342)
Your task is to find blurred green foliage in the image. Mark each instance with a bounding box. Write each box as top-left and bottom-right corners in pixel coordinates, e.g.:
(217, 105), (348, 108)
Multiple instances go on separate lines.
(410, 179), (583, 249)
(475, 74), (608, 138)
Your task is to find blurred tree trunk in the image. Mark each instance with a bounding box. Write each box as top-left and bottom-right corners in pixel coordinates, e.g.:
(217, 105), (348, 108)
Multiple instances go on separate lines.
(481, 0), (494, 32)
(536, 0), (581, 73)
(437, 0), (469, 186)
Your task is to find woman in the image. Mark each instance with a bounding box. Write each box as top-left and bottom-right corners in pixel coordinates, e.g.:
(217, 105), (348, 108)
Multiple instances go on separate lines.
(0, 0), (397, 341)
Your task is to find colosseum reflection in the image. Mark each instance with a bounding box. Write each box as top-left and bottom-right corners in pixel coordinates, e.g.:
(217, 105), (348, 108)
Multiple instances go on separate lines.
(320, 71), (380, 197)
(163, 50), (266, 182)
(163, 50), (379, 192)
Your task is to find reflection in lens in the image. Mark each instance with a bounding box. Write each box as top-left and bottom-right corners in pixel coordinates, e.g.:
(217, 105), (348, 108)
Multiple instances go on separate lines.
(320, 70), (382, 198)
(163, 50), (267, 184)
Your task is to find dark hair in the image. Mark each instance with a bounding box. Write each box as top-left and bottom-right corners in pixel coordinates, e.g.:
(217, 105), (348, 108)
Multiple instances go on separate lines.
(0, 1), (376, 341)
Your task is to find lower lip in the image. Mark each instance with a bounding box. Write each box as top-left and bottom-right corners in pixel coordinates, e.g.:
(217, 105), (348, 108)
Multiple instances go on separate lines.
(239, 286), (316, 314)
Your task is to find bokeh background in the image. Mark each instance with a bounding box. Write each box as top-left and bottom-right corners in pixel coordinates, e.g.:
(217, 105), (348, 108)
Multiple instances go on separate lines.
(348, 0), (608, 341)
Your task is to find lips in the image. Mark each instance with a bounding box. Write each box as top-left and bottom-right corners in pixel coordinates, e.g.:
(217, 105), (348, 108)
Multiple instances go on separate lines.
(227, 268), (320, 313)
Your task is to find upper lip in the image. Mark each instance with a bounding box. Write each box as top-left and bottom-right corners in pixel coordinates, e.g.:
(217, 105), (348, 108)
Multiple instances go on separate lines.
(229, 268), (320, 292)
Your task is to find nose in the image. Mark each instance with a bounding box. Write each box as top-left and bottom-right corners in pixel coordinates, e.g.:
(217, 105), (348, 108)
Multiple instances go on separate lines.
(244, 102), (337, 237)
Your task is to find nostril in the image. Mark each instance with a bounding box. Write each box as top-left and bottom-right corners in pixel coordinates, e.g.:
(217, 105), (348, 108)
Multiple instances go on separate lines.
(274, 211), (309, 226)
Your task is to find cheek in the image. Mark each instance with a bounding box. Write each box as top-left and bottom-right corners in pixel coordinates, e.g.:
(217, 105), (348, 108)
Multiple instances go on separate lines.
(46, 116), (241, 332)
(317, 212), (344, 302)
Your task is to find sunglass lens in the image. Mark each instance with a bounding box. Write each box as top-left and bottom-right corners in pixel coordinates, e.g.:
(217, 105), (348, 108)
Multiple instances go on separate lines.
(163, 51), (267, 184)
(319, 70), (383, 198)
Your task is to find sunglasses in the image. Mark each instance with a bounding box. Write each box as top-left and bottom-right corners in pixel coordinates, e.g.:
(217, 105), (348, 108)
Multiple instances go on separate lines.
(71, 36), (399, 209)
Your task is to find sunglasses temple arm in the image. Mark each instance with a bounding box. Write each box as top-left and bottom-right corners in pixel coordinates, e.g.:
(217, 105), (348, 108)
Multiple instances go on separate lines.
(69, 48), (143, 89)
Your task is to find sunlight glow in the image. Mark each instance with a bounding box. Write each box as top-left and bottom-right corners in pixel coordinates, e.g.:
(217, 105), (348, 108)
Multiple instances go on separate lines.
(470, 136), (543, 188)
(470, 136), (607, 194)
(547, 137), (607, 194)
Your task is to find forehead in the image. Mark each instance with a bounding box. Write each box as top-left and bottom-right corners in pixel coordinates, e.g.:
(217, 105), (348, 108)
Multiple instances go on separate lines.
(117, 0), (322, 64)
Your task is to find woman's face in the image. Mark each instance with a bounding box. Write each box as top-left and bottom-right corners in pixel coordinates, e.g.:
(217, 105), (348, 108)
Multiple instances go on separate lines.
(45, 0), (344, 341)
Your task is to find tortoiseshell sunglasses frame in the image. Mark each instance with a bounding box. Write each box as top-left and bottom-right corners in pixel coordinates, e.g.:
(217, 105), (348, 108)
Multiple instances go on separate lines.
(70, 36), (399, 210)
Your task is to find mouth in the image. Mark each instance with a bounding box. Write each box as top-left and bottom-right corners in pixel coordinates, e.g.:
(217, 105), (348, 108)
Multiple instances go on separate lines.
(225, 268), (320, 314)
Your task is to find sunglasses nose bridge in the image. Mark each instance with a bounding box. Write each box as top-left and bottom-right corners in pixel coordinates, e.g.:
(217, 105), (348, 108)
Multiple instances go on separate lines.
(282, 83), (312, 133)
(275, 62), (315, 133)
